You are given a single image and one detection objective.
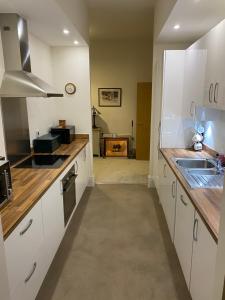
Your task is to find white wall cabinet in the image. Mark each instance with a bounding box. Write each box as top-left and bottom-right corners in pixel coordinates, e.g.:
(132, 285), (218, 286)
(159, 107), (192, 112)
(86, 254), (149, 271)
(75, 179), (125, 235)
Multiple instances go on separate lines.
(159, 157), (177, 241)
(174, 182), (195, 288)
(161, 50), (187, 148)
(190, 19), (225, 110)
(183, 49), (207, 117)
(190, 211), (217, 300)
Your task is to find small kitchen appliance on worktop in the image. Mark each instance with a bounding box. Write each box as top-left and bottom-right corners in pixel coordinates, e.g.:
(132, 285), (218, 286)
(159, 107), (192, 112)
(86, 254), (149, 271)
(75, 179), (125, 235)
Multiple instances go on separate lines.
(0, 160), (12, 207)
(51, 125), (75, 144)
(33, 133), (61, 153)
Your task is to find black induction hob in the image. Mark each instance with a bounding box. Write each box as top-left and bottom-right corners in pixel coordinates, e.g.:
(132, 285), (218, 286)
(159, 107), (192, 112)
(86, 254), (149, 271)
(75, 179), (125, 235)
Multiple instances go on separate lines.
(14, 155), (70, 169)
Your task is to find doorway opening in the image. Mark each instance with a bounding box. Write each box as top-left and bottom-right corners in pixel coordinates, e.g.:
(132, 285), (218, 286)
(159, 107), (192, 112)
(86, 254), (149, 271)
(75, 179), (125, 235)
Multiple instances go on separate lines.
(91, 81), (152, 184)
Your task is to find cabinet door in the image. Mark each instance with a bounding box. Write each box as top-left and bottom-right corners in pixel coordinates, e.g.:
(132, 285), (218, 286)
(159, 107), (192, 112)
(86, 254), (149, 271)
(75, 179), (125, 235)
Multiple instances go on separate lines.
(203, 21), (225, 109)
(190, 212), (217, 300)
(161, 50), (186, 148)
(159, 158), (177, 241)
(75, 149), (84, 204)
(10, 243), (46, 300)
(174, 182), (195, 288)
(41, 178), (64, 267)
(76, 145), (89, 204)
(183, 49), (207, 116)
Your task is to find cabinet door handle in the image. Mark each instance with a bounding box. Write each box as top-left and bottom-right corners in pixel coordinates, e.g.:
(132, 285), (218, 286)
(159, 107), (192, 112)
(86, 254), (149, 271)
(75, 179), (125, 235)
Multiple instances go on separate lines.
(180, 195), (187, 206)
(60, 180), (63, 195)
(24, 262), (37, 283)
(76, 161), (79, 173)
(193, 218), (199, 242)
(214, 82), (219, 104)
(171, 181), (176, 198)
(163, 164), (166, 178)
(209, 83), (213, 103)
(20, 219), (33, 236)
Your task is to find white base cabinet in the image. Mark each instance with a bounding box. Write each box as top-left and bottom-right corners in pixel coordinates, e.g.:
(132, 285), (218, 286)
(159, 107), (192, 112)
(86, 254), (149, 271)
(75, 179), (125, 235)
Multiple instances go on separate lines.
(75, 145), (90, 204)
(41, 178), (64, 269)
(4, 143), (90, 300)
(159, 157), (177, 241)
(159, 163), (217, 300)
(190, 212), (217, 300)
(174, 182), (195, 288)
(4, 200), (44, 296)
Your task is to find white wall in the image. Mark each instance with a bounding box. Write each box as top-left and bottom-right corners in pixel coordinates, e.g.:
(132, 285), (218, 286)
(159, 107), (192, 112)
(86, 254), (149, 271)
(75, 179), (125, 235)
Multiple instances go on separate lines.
(0, 33), (93, 176)
(153, 0), (177, 40)
(51, 46), (92, 135)
(148, 0), (190, 187)
(27, 34), (60, 142)
(149, 42), (189, 187)
(55, 0), (89, 44)
(51, 46), (93, 176)
(90, 40), (153, 144)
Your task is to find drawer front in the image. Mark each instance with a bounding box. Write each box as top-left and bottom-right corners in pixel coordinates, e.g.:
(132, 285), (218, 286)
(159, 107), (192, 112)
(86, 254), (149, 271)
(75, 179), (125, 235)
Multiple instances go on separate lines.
(10, 244), (46, 300)
(4, 200), (44, 291)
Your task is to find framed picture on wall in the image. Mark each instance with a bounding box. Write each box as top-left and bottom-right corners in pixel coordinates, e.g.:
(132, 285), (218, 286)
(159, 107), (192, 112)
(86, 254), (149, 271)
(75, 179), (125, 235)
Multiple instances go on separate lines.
(98, 88), (122, 107)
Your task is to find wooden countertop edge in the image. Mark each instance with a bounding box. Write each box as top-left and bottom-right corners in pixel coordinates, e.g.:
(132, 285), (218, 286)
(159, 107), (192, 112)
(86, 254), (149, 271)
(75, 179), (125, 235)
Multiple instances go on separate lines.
(160, 148), (219, 243)
(1, 137), (89, 240)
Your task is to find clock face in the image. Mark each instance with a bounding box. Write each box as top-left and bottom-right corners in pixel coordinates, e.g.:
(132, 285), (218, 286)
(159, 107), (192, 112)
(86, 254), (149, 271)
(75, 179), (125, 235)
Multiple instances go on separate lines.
(65, 83), (76, 95)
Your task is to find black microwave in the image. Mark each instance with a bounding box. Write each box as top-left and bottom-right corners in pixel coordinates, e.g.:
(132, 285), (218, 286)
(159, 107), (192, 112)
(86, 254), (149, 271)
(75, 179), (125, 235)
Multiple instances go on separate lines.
(0, 161), (12, 207)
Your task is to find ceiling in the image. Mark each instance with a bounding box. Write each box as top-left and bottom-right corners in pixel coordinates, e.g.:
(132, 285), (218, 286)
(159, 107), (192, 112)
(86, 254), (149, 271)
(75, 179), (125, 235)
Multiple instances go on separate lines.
(87, 0), (155, 41)
(158, 0), (225, 44)
(0, 0), (87, 46)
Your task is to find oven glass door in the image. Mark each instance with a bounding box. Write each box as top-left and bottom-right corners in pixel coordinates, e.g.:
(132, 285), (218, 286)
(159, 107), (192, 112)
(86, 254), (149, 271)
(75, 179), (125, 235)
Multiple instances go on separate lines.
(63, 175), (76, 226)
(0, 171), (8, 206)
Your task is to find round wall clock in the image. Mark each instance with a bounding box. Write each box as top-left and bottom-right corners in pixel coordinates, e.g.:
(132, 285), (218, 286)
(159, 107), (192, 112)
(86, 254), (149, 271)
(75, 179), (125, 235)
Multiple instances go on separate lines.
(65, 83), (76, 95)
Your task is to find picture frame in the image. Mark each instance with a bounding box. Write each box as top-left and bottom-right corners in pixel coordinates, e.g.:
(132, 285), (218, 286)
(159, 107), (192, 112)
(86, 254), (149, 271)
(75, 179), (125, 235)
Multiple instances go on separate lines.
(98, 88), (122, 107)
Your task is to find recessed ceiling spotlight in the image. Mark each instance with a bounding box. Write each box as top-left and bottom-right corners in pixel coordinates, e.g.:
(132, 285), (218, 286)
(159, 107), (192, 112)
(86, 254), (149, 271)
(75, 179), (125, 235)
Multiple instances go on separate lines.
(174, 24), (180, 30)
(74, 40), (79, 45)
(63, 29), (70, 35)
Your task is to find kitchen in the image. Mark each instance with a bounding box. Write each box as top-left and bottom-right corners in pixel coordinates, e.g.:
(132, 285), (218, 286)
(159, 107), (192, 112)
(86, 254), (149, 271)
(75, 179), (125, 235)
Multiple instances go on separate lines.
(1, 1), (225, 300)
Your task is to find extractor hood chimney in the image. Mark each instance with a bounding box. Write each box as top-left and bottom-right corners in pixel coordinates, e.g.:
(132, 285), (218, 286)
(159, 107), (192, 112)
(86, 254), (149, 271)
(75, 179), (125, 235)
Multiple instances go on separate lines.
(0, 14), (63, 98)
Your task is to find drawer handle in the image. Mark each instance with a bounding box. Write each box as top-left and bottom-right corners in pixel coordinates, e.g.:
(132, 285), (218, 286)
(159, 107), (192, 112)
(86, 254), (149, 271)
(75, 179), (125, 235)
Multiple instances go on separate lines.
(163, 164), (166, 178)
(24, 262), (37, 283)
(180, 195), (187, 206)
(171, 181), (176, 198)
(20, 219), (33, 236)
(214, 82), (219, 104)
(193, 219), (199, 242)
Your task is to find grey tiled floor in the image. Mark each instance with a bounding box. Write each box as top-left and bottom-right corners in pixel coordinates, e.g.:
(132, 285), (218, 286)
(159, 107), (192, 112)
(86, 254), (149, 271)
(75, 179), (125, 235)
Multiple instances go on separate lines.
(37, 185), (191, 300)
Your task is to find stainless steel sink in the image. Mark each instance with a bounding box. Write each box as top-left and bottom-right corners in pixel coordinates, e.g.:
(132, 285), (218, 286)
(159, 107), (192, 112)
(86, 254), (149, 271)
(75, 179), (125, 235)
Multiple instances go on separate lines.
(175, 158), (216, 169)
(172, 157), (224, 189)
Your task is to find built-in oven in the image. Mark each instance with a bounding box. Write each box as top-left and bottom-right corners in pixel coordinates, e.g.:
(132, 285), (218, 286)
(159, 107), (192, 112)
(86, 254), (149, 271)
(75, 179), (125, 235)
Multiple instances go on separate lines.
(62, 165), (77, 226)
(0, 160), (12, 207)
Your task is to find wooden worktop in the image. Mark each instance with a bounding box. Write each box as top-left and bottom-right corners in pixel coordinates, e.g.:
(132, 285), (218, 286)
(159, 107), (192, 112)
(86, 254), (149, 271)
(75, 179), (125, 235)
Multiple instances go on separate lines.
(161, 148), (223, 242)
(0, 135), (89, 240)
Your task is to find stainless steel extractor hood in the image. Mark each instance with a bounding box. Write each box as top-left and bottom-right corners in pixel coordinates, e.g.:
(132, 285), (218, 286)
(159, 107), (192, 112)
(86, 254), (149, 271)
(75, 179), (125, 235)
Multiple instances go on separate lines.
(0, 14), (63, 98)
